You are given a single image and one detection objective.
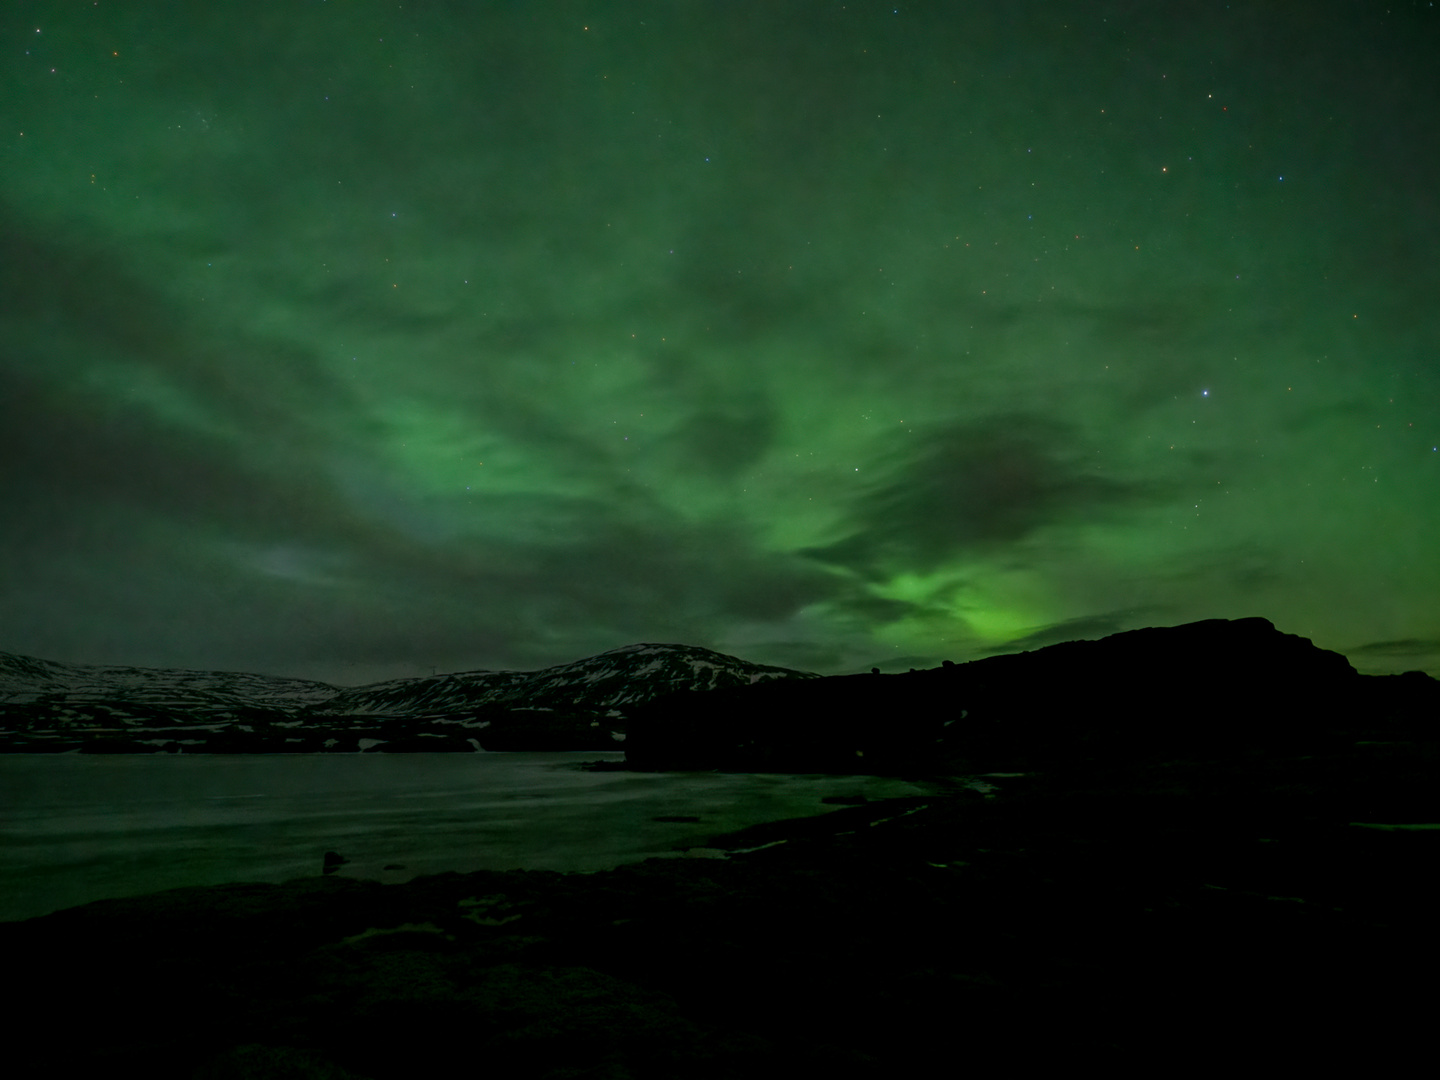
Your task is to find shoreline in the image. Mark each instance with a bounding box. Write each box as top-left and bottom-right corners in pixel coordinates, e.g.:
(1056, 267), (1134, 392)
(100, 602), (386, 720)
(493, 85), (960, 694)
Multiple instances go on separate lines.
(6, 739), (1438, 1074)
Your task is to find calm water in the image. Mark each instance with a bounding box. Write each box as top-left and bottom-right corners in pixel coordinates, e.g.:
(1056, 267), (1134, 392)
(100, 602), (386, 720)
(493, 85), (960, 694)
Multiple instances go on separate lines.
(0, 752), (944, 922)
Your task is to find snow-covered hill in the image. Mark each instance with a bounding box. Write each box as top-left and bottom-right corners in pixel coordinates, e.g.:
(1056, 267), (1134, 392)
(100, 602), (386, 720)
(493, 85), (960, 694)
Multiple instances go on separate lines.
(310, 643), (814, 719)
(0, 652), (338, 707)
(0, 644), (815, 752)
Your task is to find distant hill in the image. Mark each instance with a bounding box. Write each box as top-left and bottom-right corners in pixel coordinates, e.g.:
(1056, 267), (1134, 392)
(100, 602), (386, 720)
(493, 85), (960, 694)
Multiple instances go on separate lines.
(0, 644), (814, 753)
(307, 642), (813, 718)
(625, 617), (1440, 773)
(10, 619), (1433, 763)
(0, 651), (337, 706)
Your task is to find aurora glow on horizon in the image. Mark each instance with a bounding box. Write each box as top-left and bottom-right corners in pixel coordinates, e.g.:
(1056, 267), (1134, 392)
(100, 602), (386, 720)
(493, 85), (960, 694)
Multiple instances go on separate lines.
(3, 1), (1438, 683)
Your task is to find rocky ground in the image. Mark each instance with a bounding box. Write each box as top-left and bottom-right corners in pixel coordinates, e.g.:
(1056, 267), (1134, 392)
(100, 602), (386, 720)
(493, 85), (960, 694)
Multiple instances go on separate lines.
(6, 730), (1438, 1078)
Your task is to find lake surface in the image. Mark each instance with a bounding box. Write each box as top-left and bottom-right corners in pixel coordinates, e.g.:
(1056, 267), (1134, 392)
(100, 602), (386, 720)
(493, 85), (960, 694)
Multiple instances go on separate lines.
(0, 752), (947, 922)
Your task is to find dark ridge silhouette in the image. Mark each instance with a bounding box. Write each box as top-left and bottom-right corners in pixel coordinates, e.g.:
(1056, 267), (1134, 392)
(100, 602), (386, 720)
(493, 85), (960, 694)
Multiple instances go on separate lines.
(625, 617), (1434, 772)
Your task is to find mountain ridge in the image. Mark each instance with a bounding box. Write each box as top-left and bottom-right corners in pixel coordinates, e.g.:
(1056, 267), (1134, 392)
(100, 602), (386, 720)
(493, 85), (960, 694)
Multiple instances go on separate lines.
(625, 616), (1439, 772)
(7, 617), (1434, 761)
(0, 642), (815, 753)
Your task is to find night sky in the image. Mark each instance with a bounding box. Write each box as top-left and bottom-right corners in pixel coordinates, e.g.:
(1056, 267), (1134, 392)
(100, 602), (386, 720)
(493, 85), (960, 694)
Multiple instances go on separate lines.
(3, 1), (1438, 684)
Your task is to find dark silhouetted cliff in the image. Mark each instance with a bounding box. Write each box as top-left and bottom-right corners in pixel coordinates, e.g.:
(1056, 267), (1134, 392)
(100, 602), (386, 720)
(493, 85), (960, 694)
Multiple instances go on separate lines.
(625, 618), (1433, 772)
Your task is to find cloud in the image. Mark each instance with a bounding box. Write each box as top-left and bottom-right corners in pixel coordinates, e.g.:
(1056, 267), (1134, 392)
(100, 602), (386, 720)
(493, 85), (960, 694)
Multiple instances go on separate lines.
(663, 403), (779, 479)
(1346, 637), (1440, 675)
(983, 608), (1167, 654)
(804, 413), (1155, 576)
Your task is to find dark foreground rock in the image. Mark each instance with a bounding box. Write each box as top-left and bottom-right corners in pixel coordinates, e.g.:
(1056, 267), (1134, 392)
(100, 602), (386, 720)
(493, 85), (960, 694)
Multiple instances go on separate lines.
(5, 727), (1439, 1078)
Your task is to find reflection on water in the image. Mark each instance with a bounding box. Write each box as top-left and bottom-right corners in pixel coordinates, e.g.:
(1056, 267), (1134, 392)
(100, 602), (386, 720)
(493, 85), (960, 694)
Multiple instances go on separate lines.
(0, 752), (943, 922)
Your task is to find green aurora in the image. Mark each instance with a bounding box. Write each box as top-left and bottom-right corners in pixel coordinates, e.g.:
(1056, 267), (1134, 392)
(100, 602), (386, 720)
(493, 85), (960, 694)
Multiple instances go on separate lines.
(3, 1), (1438, 682)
